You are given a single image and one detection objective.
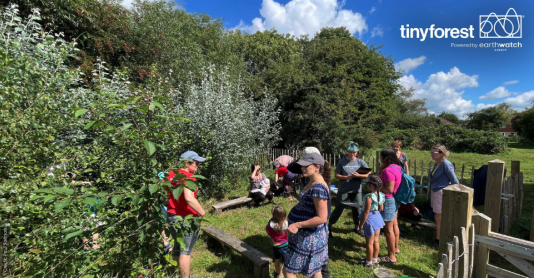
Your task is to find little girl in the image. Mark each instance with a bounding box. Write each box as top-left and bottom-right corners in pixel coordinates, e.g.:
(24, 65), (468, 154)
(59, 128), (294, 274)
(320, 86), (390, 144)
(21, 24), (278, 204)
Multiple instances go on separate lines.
(359, 175), (386, 268)
(265, 206), (288, 278)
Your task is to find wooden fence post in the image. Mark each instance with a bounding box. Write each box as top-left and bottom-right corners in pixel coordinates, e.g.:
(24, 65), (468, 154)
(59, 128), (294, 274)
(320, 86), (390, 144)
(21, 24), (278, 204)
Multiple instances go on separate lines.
(427, 161), (432, 202)
(530, 206), (534, 242)
(485, 159), (505, 232)
(469, 166), (475, 187)
(511, 160), (520, 177)
(472, 213), (491, 278)
(375, 151), (380, 174)
(438, 183), (473, 278)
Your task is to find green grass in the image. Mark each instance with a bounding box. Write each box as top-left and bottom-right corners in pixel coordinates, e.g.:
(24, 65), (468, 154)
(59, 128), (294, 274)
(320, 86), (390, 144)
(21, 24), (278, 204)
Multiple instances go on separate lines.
(169, 144), (534, 278)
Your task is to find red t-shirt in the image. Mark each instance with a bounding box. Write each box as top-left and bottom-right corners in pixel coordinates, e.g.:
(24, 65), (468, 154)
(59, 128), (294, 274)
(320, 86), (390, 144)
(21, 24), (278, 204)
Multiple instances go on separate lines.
(166, 169), (198, 217)
(398, 203), (416, 215)
(275, 166), (289, 178)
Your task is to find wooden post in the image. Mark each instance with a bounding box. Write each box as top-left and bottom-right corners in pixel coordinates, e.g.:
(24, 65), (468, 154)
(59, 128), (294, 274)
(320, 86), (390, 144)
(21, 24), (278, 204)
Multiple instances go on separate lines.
(419, 160), (424, 194)
(469, 166), (475, 187)
(485, 159), (505, 232)
(460, 164), (465, 185)
(512, 175), (519, 222)
(472, 213), (491, 278)
(414, 159), (417, 180)
(518, 173), (524, 218)
(439, 183), (473, 278)
(375, 151), (380, 174)
(530, 207), (534, 242)
(511, 161), (520, 177)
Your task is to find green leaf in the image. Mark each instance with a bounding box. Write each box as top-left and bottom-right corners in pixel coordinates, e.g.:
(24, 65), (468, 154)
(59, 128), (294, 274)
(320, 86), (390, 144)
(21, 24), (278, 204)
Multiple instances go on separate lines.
(132, 195), (140, 206)
(64, 230), (83, 241)
(190, 175), (207, 180)
(149, 183), (159, 194)
(98, 191), (108, 196)
(55, 188), (74, 196)
(30, 196), (45, 201)
(154, 95), (171, 102)
(122, 123), (133, 130)
(83, 197), (97, 206)
(93, 122), (106, 128)
(84, 168), (93, 173)
(144, 140), (156, 156)
(152, 101), (164, 111)
(43, 195), (56, 203)
(84, 121), (96, 129)
(33, 189), (54, 194)
(126, 96), (142, 103)
(172, 187), (183, 200)
(185, 180), (198, 191)
(111, 196), (123, 206)
(75, 109), (89, 118)
(149, 102), (155, 111)
(55, 198), (72, 212)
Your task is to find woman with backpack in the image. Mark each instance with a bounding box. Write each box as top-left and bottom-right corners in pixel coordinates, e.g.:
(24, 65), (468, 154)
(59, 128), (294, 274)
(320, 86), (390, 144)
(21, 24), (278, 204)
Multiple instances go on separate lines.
(429, 145), (459, 249)
(378, 148), (403, 263)
(392, 140), (409, 175)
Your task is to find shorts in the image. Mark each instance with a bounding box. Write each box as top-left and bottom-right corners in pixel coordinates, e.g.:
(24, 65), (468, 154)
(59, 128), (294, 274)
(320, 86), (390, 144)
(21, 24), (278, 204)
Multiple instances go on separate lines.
(380, 197), (400, 222)
(273, 245), (288, 260)
(167, 213), (200, 256)
(432, 189), (443, 214)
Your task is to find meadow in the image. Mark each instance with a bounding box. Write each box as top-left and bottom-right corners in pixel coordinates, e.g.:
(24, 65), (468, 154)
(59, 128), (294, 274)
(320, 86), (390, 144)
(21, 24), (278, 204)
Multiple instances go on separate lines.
(165, 144), (534, 278)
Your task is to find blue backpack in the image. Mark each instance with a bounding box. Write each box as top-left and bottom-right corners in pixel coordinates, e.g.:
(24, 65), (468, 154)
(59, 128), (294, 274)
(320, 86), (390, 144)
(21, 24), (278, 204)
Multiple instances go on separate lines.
(394, 168), (416, 204)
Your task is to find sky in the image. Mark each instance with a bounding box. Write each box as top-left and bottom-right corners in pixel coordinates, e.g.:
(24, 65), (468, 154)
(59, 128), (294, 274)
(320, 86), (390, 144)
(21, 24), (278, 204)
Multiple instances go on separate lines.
(122, 0), (534, 118)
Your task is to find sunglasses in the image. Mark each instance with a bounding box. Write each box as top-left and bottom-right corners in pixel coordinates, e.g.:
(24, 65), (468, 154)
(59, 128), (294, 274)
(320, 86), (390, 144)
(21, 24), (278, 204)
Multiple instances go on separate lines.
(430, 150), (442, 154)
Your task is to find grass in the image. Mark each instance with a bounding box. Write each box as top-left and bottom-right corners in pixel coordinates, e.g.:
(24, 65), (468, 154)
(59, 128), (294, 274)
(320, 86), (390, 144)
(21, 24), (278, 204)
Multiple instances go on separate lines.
(167, 144), (534, 278)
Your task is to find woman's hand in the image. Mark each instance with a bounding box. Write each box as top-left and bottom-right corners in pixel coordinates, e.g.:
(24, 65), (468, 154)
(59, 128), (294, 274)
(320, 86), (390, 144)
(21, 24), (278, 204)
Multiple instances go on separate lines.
(359, 223), (364, 231)
(254, 165), (260, 171)
(288, 223), (300, 234)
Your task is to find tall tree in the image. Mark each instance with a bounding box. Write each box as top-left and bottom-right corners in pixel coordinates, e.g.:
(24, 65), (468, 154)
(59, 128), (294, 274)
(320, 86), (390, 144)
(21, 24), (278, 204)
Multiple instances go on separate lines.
(438, 112), (461, 125)
(465, 103), (516, 131)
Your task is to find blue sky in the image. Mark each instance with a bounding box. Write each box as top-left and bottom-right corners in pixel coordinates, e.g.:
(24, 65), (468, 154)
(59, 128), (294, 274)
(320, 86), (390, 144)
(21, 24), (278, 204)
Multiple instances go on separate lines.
(127, 0), (534, 117)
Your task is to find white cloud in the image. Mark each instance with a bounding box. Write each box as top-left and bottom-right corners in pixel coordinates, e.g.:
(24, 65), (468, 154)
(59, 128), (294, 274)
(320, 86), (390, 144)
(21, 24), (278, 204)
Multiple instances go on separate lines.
(234, 0), (368, 37)
(371, 26), (384, 37)
(479, 86), (511, 100)
(398, 67), (479, 117)
(502, 91), (534, 110)
(395, 56), (426, 73)
(121, 0), (135, 8)
(503, 80), (519, 85)
(370, 7), (376, 14)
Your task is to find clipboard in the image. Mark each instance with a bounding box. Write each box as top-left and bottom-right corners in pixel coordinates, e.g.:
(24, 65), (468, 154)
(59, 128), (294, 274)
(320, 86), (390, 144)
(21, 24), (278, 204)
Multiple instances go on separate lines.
(355, 167), (372, 175)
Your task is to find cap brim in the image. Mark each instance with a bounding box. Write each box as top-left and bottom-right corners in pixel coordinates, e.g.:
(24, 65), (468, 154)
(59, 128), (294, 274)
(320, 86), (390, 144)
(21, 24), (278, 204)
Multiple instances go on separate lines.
(194, 156), (206, 162)
(287, 161), (302, 175)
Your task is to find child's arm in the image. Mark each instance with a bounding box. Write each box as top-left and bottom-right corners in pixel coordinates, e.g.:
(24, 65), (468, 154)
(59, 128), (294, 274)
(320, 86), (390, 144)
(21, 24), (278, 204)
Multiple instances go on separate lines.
(359, 196), (373, 231)
(379, 202), (384, 211)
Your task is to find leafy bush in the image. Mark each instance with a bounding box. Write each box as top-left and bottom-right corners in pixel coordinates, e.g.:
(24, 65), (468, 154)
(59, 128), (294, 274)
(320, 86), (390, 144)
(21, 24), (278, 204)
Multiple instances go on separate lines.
(380, 125), (506, 154)
(0, 6), (201, 277)
(178, 67), (281, 197)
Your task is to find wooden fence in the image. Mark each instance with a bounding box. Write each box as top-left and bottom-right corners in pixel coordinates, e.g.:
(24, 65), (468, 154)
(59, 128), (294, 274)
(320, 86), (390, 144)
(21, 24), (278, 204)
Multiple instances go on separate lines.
(430, 160), (533, 278)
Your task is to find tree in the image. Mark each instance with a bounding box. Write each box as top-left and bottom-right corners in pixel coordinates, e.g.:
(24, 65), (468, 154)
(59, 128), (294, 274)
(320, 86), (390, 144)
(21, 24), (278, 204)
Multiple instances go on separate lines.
(512, 107), (534, 141)
(465, 103), (516, 131)
(438, 112), (460, 125)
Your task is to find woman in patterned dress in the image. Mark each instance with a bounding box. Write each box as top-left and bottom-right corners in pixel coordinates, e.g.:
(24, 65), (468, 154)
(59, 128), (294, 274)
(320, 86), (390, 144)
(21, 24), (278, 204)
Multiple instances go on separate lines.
(285, 153), (330, 278)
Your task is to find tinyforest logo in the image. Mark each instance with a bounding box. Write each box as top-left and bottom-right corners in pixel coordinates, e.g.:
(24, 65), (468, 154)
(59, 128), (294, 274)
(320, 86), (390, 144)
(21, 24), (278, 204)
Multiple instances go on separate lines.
(480, 8), (522, 38)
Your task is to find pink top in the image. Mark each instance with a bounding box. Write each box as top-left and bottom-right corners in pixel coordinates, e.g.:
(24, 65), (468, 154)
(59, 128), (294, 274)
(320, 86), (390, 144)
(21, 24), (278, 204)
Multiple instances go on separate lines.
(380, 164), (402, 199)
(265, 220), (288, 247)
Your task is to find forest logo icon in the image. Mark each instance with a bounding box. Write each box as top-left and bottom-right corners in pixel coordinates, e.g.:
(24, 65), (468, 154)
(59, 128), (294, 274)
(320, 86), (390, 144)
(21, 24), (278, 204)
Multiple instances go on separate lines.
(480, 8), (523, 38)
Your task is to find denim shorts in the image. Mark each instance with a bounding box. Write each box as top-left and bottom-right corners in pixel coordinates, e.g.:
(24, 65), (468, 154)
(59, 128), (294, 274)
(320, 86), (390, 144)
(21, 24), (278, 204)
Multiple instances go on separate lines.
(167, 213), (200, 256)
(273, 245), (288, 260)
(380, 197), (400, 222)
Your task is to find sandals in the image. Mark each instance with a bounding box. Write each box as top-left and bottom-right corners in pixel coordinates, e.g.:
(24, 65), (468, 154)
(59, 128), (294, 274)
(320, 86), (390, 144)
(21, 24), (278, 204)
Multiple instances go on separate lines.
(379, 256), (397, 263)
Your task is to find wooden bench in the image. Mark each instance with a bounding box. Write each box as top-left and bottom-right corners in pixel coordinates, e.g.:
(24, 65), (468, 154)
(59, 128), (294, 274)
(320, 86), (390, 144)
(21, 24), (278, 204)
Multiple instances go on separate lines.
(398, 216), (436, 230)
(201, 225), (272, 278)
(212, 196), (252, 213)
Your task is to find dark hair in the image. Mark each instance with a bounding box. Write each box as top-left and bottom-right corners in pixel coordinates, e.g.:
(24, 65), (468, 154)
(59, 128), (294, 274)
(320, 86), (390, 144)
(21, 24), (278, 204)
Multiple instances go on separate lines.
(271, 206), (287, 232)
(380, 148), (402, 169)
(250, 164), (261, 174)
(322, 161), (331, 186)
(366, 174), (383, 204)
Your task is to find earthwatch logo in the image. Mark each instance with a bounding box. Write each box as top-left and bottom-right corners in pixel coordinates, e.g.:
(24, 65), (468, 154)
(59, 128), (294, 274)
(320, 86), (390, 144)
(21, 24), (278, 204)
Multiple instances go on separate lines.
(400, 8), (523, 41)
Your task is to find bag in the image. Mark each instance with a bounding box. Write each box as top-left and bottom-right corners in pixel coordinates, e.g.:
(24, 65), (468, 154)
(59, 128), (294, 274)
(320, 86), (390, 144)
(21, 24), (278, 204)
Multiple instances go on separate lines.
(394, 167), (416, 204)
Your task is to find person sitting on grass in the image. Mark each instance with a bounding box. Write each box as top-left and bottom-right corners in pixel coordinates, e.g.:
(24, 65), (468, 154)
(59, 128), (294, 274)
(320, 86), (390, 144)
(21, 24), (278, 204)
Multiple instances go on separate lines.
(266, 206), (289, 278)
(358, 175), (386, 268)
(398, 203), (422, 222)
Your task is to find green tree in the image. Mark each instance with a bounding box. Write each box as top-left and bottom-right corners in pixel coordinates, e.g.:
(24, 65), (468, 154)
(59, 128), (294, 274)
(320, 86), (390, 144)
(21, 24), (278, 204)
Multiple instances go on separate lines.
(438, 112), (461, 125)
(512, 107), (534, 141)
(465, 103), (516, 131)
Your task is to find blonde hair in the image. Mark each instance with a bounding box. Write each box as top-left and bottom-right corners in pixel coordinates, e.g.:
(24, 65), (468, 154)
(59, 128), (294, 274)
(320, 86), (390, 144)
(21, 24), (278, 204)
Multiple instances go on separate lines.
(392, 140), (403, 147)
(271, 206), (287, 232)
(432, 145), (450, 158)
